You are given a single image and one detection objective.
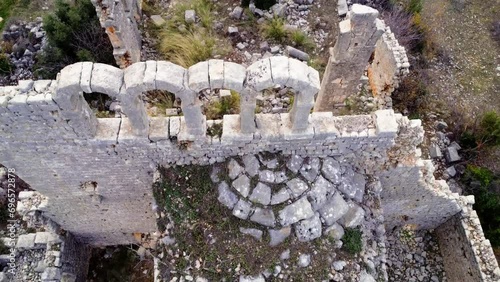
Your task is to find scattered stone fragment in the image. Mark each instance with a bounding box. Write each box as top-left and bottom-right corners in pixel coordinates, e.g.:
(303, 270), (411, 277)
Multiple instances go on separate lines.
(41, 267), (61, 280)
(325, 223), (345, 241)
(429, 144), (442, 158)
(278, 197), (314, 226)
(337, 0), (348, 16)
(239, 227), (263, 241)
(333, 260), (347, 271)
(218, 182), (238, 209)
(450, 141), (461, 150)
(185, 10), (196, 23)
(150, 15), (166, 26)
(239, 274), (265, 282)
(249, 182), (272, 205)
(260, 41), (269, 52)
(237, 43), (246, 50)
(259, 170), (275, 183)
(280, 249), (290, 260)
(445, 147), (461, 162)
(297, 254), (311, 267)
(271, 4), (286, 17)
(360, 271), (376, 282)
(233, 175), (251, 197)
(436, 121), (448, 131)
(270, 46), (280, 54)
(271, 188), (290, 205)
(286, 46), (310, 61)
(228, 26), (239, 35)
(319, 193), (348, 226)
(230, 6), (244, 19)
(228, 159), (243, 179)
(242, 155), (260, 177)
(445, 166), (456, 177)
(339, 202), (365, 228)
(162, 236), (175, 245)
(260, 156), (278, 169)
(250, 207), (275, 227)
(269, 226), (291, 246)
(295, 213), (322, 241)
(286, 178), (309, 198)
(16, 233), (36, 250)
(233, 199), (253, 220)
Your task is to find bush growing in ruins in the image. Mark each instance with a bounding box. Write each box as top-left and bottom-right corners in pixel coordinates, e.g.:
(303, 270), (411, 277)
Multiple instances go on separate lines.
(34, 0), (115, 78)
(463, 165), (500, 247)
(342, 228), (363, 254)
(262, 17), (287, 42)
(0, 53), (13, 75)
(205, 91), (240, 120)
(159, 0), (229, 68)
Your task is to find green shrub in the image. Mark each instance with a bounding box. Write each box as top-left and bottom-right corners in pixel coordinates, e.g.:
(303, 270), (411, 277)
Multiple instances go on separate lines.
(290, 30), (314, 51)
(460, 111), (500, 151)
(463, 165), (500, 247)
(0, 53), (13, 75)
(35, 0), (114, 78)
(254, 0), (277, 10)
(262, 17), (287, 42)
(205, 91), (240, 120)
(0, 0), (16, 31)
(342, 228), (362, 255)
(160, 30), (216, 68)
(406, 0), (423, 14)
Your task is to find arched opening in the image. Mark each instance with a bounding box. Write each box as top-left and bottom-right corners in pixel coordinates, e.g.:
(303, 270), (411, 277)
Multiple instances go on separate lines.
(83, 92), (118, 118)
(141, 90), (180, 117)
(256, 86), (296, 114)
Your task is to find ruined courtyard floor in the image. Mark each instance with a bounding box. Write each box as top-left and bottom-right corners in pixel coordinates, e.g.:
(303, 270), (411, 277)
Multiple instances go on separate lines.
(147, 153), (447, 281)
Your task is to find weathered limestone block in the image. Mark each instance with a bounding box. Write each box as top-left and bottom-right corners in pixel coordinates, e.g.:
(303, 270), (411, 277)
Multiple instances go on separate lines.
(239, 88), (257, 133)
(80, 62), (93, 93)
(149, 117), (169, 142)
(188, 61), (210, 92)
(218, 181), (238, 209)
(144, 60), (157, 90)
(374, 109), (398, 137)
(208, 59), (224, 89)
(33, 80), (52, 93)
(91, 63), (124, 97)
(295, 213), (322, 241)
(246, 58), (273, 91)
(269, 56), (290, 86)
(250, 207), (275, 227)
(223, 62), (246, 92)
(95, 119), (120, 143)
(53, 63), (83, 111)
(278, 197), (314, 226)
(314, 4), (385, 111)
(156, 61), (187, 95)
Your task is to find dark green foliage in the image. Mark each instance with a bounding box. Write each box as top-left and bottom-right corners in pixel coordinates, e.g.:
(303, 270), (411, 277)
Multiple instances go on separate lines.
(406, 0), (423, 14)
(343, 228), (363, 255)
(0, 239), (8, 254)
(254, 0), (276, 10)
(0, 0), (16, 31)
(241, 0), (251, 7)
(35, 0), (115, 79)
(460, 111), (500, 151)
(463, 165), (500, 247)
(0, 53), (13, 75)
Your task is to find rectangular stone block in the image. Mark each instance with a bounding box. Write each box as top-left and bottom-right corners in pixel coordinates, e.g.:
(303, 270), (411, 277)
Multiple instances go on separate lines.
(149, 117), (169, 142)
(223, 62), (246, 92)
(123, 62), (146, 94)
(144, 60), (157, 90)
(373, 109), (398, 137)
(80, 62), (93, 93)
(269, 56), (290, 86)
(95, 118), (120, 143)
(188, 61), (209, 92)
(310, 112), (339, 139)
(33, 80), (53, 93)
(246, 59), (273, 91)
(208, 59), (224, 89)
(220, 114), (253, 144)
(255, 114), (283, 141)
(16, 233), (36, 250)
(169, 116), (181, 138)
(156, 61), (187, 94)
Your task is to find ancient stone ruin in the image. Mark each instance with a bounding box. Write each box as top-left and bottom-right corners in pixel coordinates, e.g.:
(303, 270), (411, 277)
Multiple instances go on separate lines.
(0, 3), (498, 282)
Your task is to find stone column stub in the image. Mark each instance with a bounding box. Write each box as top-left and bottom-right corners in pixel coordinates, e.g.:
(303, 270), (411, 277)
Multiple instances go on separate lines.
(314, 4), (385, 112)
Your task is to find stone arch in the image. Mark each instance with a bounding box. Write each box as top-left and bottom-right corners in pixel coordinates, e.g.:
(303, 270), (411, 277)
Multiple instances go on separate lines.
(246, 56), (320, 132)
(186, 59), (248, 133)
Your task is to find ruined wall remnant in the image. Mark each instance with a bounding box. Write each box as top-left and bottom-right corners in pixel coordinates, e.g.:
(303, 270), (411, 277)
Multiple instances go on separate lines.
(314, 4), (385, 112)
(436, 197), (500, 282)
(368, 25), (410, 109)
(91, 0), (142, 68)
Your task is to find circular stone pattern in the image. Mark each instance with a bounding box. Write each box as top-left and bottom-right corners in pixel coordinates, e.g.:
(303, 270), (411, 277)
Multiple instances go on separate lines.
(212, 154), (368, 244)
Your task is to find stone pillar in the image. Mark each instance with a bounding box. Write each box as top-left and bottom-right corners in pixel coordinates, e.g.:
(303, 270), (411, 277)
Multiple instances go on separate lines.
(239, 88), (257, 133)
(91, 0), (142, 68)
(314, 4), (385, 112)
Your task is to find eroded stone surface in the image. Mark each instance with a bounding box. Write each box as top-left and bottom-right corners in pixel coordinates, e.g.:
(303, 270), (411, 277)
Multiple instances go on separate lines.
(249, 183), (271, 205)
(279, 197), (314, 226)
(233, 175), (251, 198)
(295, 213), (322, 242)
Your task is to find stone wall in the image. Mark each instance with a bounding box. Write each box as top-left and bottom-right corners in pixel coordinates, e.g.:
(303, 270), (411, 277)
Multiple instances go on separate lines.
(368, 25), (410, 109)
(314, 4), (385, 111)
(436, 197), (500, 282)
(91, 0), (142, 68)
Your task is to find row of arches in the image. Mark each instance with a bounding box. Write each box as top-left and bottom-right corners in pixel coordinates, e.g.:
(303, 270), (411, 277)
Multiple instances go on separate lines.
(52, 57), (321, 139)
